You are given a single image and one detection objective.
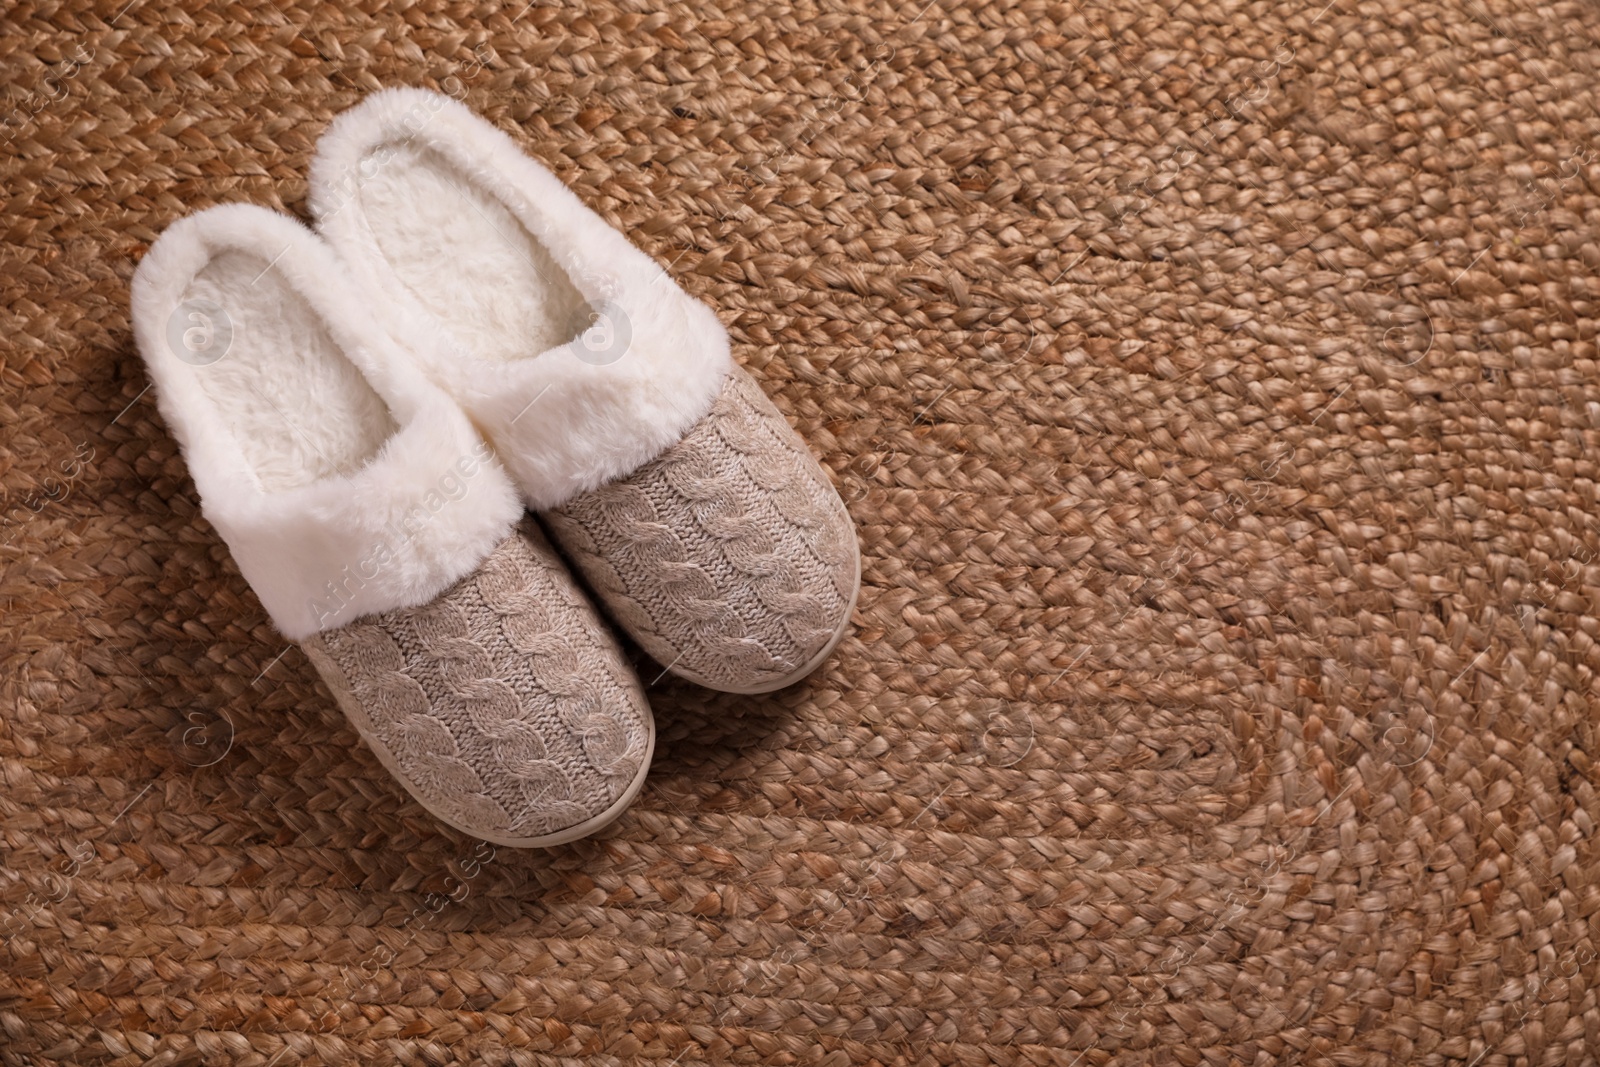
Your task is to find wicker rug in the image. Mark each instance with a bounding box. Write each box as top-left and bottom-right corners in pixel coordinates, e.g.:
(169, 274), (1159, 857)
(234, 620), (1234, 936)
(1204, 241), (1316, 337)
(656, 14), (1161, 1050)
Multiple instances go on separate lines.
(4, 0), (1600, 1063)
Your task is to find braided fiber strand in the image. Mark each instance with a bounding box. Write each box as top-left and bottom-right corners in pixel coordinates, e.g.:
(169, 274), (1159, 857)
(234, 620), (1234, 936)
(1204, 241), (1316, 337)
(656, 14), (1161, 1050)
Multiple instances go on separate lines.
(409, 595), (587, 833)
(8, 0), (1600, 1063)
(474, 540), (643, 786)
(548, 477), (777, 676)
(723, 391), (858, 596)
(305, 623), (518, 837)
(651, 416), (832, 657)
(701, 368), (857, 601)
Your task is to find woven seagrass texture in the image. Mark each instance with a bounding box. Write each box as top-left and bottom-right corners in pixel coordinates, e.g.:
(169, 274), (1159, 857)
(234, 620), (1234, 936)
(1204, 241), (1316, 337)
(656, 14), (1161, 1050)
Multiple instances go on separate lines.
(4, 0), (1600, 1065)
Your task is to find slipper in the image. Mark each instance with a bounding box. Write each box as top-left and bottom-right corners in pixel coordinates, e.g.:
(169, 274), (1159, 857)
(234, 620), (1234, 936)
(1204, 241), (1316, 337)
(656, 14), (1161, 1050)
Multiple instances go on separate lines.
(310, 88), (860, 694)
(129, 203), (654, 845)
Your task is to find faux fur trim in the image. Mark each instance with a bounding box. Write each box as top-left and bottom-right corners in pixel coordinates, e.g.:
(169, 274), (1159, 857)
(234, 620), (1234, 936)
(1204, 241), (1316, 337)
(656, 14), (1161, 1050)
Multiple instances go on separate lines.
(129, 203), (523, 640)
(308, 87), (734, 511)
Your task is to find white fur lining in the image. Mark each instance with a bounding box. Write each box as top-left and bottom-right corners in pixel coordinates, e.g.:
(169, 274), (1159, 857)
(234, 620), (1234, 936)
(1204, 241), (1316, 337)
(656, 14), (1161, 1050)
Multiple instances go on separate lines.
(130, 203), (523, 640)
(309, 88), (734, 511)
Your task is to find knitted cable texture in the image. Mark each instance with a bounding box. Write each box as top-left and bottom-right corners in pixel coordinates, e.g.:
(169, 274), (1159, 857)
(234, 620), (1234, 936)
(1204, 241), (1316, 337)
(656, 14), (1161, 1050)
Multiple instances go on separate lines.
(303, 524), (649, 839)
(545, 366), (857, 690)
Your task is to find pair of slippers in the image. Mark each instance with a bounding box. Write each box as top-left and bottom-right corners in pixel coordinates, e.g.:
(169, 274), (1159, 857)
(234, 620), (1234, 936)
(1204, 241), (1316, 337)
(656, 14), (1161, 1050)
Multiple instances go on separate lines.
(130, 89), (860, 847)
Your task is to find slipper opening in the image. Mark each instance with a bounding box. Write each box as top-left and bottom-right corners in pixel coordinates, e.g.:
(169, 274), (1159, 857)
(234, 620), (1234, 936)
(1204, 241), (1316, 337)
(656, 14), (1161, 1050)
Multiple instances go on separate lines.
(352, 138), (591, 364)
(177, 248), (398, 492)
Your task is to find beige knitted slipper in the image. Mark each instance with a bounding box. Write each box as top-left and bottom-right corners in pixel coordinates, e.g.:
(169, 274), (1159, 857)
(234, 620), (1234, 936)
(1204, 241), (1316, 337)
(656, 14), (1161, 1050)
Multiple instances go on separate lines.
(130, 204), (653, 845)
(542, 367), (859, 693)
(303, 521), (654, 846)
(310, 89), (859, 693)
